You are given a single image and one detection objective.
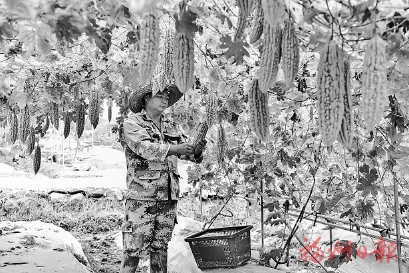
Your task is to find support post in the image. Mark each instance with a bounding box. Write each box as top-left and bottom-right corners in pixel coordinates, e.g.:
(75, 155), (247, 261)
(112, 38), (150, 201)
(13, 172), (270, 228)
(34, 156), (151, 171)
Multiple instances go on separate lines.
(330, 226), (333, 254)
(62, 132), (64, 167)
(394, 174), (403, 273)
(91, 128), (94, 168)
(261, 179), (264, 248)
(200, 181), (203, 222)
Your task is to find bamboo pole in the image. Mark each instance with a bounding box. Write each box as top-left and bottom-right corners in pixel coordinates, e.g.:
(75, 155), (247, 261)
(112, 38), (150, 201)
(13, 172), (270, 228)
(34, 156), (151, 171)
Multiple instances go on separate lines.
(62, 132), (64, 167)
(394, 175), (404, 273)
(52, 132), (56, 165)
(200, 181), (203, 221)
(91, 128), (94, 168)
(74, 136), (79, 164)
(69, 137), (71, 164)
(289, 207), (409, 241)
(261, 179), (264, 248)
(330, 226), (333, 254)
(287, 212), (409, 248)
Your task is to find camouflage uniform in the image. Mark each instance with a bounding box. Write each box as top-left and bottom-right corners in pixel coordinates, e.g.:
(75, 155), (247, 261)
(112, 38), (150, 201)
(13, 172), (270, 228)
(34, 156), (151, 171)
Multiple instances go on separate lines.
(122, 109), (202, 259)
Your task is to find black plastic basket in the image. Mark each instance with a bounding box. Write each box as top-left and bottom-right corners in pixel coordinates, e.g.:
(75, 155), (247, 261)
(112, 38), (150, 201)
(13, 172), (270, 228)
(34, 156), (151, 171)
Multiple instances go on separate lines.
(184, 225), (253, 270)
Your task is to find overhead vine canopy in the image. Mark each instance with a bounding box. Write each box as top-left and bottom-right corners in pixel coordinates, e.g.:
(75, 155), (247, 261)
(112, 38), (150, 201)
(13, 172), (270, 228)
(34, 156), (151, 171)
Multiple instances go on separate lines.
(2, 0), (409, 230)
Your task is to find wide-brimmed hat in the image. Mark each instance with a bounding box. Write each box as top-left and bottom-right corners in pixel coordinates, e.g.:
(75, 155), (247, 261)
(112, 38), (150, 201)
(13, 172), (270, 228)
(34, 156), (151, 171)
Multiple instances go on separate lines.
(129, 83), (183, 113)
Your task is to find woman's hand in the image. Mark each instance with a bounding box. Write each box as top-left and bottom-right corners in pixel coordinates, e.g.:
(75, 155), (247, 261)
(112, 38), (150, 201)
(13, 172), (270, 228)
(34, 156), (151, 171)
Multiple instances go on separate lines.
(176, 143), (195, 155)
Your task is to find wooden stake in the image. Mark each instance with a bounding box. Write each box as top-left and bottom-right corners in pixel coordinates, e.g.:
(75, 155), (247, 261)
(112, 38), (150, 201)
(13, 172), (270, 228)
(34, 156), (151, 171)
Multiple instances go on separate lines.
(74, 136), (79, 164)
(91, 128), (94, 168)
(261, 179), (264, 248)
(69, 137), (71, 164)
(62, 132), (64, 167)
(329, 226), (333, 254)
(200, 181), (203, 221)
(394, 174), (404, 273)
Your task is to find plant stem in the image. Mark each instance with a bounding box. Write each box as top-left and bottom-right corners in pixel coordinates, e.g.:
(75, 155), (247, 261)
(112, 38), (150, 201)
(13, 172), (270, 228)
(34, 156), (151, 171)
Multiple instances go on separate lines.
(274, 169), (317, 268)
(286, 223), (329, 273)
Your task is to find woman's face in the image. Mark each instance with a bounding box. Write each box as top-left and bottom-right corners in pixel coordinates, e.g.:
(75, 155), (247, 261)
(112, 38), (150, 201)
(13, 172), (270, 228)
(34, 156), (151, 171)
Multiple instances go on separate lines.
(146, 91), (169, 113)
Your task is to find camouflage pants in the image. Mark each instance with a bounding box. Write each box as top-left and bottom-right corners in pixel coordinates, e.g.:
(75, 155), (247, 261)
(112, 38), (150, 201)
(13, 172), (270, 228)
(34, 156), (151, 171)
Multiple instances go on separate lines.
(122, 199), (177, 258)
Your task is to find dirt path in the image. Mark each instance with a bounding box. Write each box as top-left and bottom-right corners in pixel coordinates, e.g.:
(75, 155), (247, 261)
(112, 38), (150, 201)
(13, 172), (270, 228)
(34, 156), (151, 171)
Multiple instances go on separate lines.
(0, 164), (127, 190)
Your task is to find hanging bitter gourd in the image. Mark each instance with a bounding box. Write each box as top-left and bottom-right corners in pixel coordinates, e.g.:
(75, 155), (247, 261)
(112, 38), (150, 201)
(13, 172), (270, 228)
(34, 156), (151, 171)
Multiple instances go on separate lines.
(249, 0), (264, 44)
(9, 110), (18, 144)
(63, 113), (70, 139)
(337, 59), (354, 150)
(206, 92), (218, 127)
(76, 100), (85, 138)
(361, 33), (388, 132)
(163, 27), (175, 81)
(51, 102), (59, 130)
(89, 89), (99, 129)
(138, 10), (161, 86)
(193, 122), (209, 151)
(236, 0), (254, 16)
(217, 123), (227, 164)
(248, 79), (270, 141)
(261, 0), (286, 27)
(26, 126), (35, 155)
(281, 19), (300, 89)
(33, 143), (41, 175)
(258, 20), (282, 93)
(316, 39), (345, 146)
(107, 99), (113, 123)
(19, 105), (30, 144)
(172, 32), (194, 94)
(234, 9), (247, 41)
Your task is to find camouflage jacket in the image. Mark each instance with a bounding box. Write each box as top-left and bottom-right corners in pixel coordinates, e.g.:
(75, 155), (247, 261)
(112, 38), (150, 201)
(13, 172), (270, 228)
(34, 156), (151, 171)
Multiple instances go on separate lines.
(123, 109), (202, 201)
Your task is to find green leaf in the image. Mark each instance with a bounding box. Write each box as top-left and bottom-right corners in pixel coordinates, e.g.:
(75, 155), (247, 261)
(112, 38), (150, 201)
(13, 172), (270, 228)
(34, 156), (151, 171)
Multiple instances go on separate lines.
(356, 200), (375, 221)
(308, 28), (329, 49)
(361, 9), (372, 23)
(356, 168), (380, 197)
(263, 201), (279, 212)
(313, 196), (327, 214)
(0, 23), (14, 42)
(352, 0), (375, 19)
(356, 165), (379, 197)
(5, 0), (37, 19)
(123, 68), (139, 88)
(271, 219), (285, 226)
(85, 19), (112, 54)
(303, 5), (321, 24)
(389, 148), (409, 159)
(214, 11), (233, 29)
(340, 208), (352, 218)
(219, 35), (249, 65)
(36, 36), (51, 55)
(395, 57), (409, 75)
(14, 91), (27, 110)
(367, 168), (378, 183)
(327, 193), (347, 208)
(52, 8), (86, 43)
(175, 8), (200, 39)
(358, 164), (370, 174)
